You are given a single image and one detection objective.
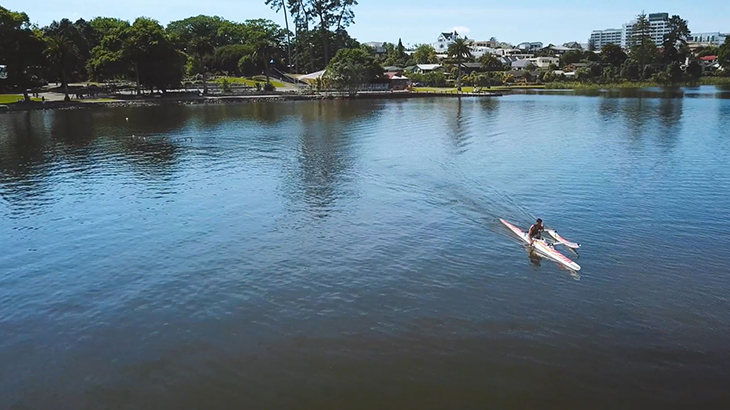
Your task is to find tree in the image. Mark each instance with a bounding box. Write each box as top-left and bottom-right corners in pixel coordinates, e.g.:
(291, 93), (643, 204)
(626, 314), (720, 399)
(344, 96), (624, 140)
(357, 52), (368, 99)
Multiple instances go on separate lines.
(588, 38), (596, 51)
(718, 36), (730, 72)
(447, 38), (472, 91)
(123, 17), (184, 93)
(304, 0), (358, 65)
(324, 46), (382, 95)
(44, 34), (78, 101)
(685, 60), (702, 81)
(42, 19), (93, 83)
(642, 64), (656, 80)
(413, 44), (437, 64)
(86, 18), (131, 81)
(630, 12), (658, 76)
(602, 66), (619, 83)
(253, 39), (280, 84)
(213, 44), (254, 75)
(396, 38), (406, 61)
(588, 62), (603, 79)
(479, 53), (504, 71)
(601, 43), (627, 68)
(665, 61), (684, 84)
(560, 50), (583, 66)
(265, 0), (293, 72)
(620, 59), (640, 80)
(167, 16), (225, 95)
(662, 15), (690, 66)
(0, 6), (46, 99)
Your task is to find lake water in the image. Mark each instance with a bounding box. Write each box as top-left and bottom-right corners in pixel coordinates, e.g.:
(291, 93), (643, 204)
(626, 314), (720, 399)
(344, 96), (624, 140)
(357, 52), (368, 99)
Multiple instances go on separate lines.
(2, 87), (730, 409)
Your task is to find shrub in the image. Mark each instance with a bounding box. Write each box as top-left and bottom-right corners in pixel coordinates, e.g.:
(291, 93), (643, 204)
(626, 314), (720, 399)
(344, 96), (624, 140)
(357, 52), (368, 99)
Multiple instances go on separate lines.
(263, 82), (276, 92)
(219, 77), (232, 93)
(252, 75), (268, 82)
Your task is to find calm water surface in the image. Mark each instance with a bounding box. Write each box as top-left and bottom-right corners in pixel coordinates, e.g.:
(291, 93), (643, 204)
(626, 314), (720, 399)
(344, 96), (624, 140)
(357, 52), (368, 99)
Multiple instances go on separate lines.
(2, 87), (730, 409)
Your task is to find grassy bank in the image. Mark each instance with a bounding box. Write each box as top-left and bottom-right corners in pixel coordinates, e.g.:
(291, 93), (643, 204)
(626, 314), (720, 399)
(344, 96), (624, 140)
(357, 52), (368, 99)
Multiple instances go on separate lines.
(217, 77), (286, 88)
(414, 85), (544, 93)
(0, 94), (42, 104)
(546, 77), (730, 89)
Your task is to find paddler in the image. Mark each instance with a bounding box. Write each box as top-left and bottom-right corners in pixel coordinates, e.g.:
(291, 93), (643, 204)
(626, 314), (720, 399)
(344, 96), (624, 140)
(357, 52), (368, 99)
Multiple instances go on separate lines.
(528, 218), (544, 245)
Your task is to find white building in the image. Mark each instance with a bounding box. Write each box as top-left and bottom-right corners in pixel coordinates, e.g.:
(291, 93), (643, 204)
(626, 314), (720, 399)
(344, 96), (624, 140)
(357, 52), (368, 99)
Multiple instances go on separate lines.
(689, 32), (728, 46)
(528, 57), (560, 68)
(590, 12), (682, 50)
(590, 28), (623, 49)
(516, 42), (544, 51)
(363, 42), (386, 55)
(622, 12), (672, 48)
(433, 31), (462, 53)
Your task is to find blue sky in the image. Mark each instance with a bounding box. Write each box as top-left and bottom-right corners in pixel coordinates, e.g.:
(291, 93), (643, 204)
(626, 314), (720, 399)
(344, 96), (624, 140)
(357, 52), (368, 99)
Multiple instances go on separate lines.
(5, 0), (730, 46)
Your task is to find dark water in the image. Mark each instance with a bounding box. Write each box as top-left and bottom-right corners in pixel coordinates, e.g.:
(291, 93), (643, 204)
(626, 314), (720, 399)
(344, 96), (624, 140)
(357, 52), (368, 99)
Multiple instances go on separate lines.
(2, 86), (730, 409)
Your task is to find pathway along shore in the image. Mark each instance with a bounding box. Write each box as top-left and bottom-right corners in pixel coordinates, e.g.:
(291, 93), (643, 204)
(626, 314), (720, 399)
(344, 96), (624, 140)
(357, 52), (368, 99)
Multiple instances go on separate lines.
(0, 91), (503, 112)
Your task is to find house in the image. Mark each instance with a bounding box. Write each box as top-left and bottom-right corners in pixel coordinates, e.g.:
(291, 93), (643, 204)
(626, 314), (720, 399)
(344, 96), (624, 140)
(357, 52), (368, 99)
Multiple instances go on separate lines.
(385, 72), (411, 90)
(511, 59), (533, 70)
(382, 66), (404, 73)
(433, 31), (462, 53)
(413, 64), (442, 73)
(505, 70), (534, 84)
(516, 41), (543, 51)
(699, 55), (718, 66)
(460, 62), (484, 74)
(562, 41), (583, 50)
(564, 63), (589, 72)
(363, 42), (387, 55)
(499, 56), (522, 66)
(528, 57), (559, 68)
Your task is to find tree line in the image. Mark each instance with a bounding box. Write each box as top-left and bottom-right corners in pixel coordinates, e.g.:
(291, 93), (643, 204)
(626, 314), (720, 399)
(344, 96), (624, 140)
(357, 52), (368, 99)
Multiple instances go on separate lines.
(0, 1), (359, 101)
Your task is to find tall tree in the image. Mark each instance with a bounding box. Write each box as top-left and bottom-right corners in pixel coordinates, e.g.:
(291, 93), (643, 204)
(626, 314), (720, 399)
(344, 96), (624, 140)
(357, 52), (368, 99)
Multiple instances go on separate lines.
(448, 38), (472, 92)
(86, 18), (131, 81)
(167, 16), (224, 95)
(719, 36), (730, 72)
(601, 43), (627, 68)
(324, 46), (382, 96)
(305, 0), (357, 65)
(0, 6), (46, 99)
(43, 34), (78, 101)
(265, 0), (293, 72)
(42, 18), (92, 82)
(396, 38), (406, 60)
(412, 44), (437, 64)
(479, 53), (503, 71)
(630, 12), (657, 76)
(662, 15), (690, 66)
(123, 17), (184, 94)
(253, 39), (280, 84)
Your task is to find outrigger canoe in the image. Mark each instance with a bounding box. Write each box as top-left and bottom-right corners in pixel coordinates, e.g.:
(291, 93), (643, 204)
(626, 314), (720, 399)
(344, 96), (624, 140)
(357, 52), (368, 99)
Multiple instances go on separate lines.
(500, 219), (581, 271)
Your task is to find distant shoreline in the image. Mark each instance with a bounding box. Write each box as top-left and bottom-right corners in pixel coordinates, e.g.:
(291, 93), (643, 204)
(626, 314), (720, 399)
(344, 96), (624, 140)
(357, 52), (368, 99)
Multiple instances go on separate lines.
(0, 91), (504, 112)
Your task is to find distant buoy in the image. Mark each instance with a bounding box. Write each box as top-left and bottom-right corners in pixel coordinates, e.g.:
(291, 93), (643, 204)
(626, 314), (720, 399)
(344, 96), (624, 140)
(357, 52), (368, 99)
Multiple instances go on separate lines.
(125, 117), (129, 121)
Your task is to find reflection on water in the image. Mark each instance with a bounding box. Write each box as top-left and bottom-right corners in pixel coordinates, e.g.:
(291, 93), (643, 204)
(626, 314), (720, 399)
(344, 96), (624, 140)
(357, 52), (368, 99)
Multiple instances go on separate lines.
(2, 87), (730, 409)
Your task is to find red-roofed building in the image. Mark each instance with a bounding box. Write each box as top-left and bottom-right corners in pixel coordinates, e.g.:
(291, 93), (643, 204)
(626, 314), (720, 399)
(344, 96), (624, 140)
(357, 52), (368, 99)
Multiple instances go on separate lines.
(384, 72), (411, 90)
(699, 55), (718, 63)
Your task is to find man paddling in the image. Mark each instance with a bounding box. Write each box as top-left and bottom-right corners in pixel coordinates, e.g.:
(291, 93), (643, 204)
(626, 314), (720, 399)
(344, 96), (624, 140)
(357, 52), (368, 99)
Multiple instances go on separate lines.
(528, 218), (544, 245)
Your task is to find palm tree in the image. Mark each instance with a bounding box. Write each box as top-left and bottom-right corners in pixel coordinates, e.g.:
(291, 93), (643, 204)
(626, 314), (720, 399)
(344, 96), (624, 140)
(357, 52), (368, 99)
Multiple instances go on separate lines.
(44, 34), (78, 101)
(253, 39), (280, 85)
(190, 37), (215, 95)
(479, 53), (501, 71)
(266, 0), (292, 72)
(448, 38), (472, 92)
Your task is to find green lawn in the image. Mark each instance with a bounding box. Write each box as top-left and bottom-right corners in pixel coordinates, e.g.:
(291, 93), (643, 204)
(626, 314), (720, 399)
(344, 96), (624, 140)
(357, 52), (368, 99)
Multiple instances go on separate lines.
(218, 77), (286, 88)
(0, 94), (44, 104)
